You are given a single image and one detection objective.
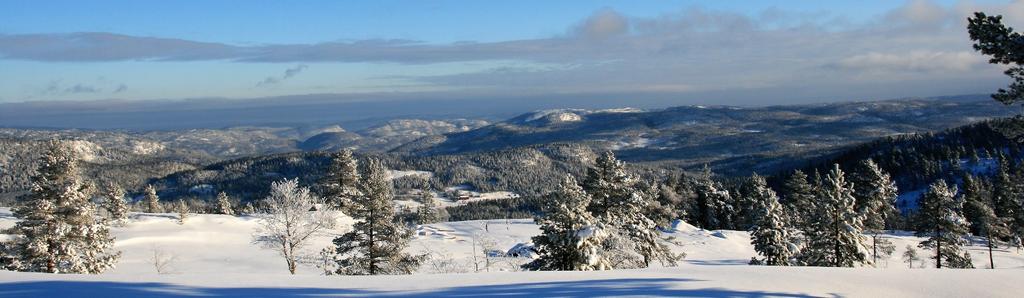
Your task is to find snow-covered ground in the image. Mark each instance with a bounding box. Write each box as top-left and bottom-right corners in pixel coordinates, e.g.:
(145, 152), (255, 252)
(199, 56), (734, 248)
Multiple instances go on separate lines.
(0, 208), (1022, 297)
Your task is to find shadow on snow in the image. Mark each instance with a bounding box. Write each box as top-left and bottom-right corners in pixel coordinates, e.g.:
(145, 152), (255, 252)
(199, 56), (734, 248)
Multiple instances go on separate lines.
(0, 278), (824, 297)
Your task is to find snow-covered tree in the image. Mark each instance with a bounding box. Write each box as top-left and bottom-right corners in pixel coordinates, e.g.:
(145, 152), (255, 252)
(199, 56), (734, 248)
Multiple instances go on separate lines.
(781, 170), (815, 244)
(916, 180), (974, 269)
(748, 174), (793, 266)
(691, 165), (734, 230)
(174, 200), (189, 225)
(973, 199), (1010, 269)
(103, 182), (130, 225)
(254, 179), (336, 274)
(415, 189), (440, 225)
(582, 151), (637, 218)
(526, 175), (610, 271)
(320, 149), (362, 212)
(5, 141), (120, 273)
(143, 184), (162, 213)
(800, 164), (865, 267)
(850, 159), (898, 266)
(991, 155), (1023, 240)
(334, 158), (420, 275)
(606, 186), (680, 268)
(580, 151), (679, 268)
(216, 192), (234, 215)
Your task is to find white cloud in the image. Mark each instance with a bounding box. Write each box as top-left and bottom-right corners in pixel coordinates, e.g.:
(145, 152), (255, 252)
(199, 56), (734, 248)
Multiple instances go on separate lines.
(833, 51), (987, 72)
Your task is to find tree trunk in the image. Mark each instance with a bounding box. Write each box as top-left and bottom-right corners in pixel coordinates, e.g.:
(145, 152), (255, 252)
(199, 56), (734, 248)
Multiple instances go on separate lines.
(935, 226), (942, 269)
(988, 232), (995, 270)
(872, 234), (878, 267)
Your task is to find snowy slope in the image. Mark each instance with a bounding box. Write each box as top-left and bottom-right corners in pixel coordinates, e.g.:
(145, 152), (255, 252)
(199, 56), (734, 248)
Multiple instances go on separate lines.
(0, 209), (1023, 297)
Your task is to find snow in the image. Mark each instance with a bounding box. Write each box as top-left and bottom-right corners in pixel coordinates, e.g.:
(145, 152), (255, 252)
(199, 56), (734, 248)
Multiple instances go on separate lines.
(386, 170), (433, 181)
(1, 208), (1023, 297)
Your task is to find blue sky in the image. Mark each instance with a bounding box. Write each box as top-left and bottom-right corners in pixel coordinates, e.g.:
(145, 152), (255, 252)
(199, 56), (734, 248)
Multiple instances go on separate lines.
(0, 0), (1018, 104)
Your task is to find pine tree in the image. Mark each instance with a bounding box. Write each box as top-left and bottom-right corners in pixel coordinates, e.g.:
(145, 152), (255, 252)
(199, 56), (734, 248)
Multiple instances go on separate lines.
(582, 151), (637, 218)
(690, 165), (733, 230)
(144, 184), (162, 213)
(800, 164), (865, 267)
(321, 149), (362, 213)
(916, 180), (974, 269)
(103, 182), (130, 225)
(526, 175), (610, 271)
(961, 174), (991, 234)
(415, 189), (440, 225)
(6, 141), (120, 273)
(781, 170), (815, 247)
(748, 174), (793, 266)
(334, 158), (420, 275)
(850, 159), (898, 266)
(973, 199), (1010, 269)
(175, 200), (189, 225)
(580, 151), (678, 268)
(902, 245), (920, 269)
(216, 192), (234, 215)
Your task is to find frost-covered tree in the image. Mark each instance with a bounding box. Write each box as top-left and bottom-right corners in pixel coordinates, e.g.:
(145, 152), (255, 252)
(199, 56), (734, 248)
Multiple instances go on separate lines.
(320, 149), (362, 212)
(850, 159), (898, 266)
(5, 141), (120, 273)
(916, 180), (974, 269)
(800, 164), (865, 267)
(526, 175), (610, 271)
(174, 200), (189, 225)
(334, 158), (420, 275)
(143, 184), (162, 213)
(103, 182), (130, 224)
(254, 179), (336, 274)
(415, 189), (440, 225)
(748, 174), (793, 266)
(216, 192), (234, 215)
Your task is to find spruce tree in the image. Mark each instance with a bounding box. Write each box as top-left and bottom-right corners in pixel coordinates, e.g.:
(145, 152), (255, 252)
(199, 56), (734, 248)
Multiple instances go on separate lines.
(526, 175), (610, 271)
(850, 159), (898, 266)
(334, 158), (420, 275)
(748, 174), (793, 266)
(7, 141), (120, 273)
(800, 164), (865, 267)
(216, 192), (234, 215)
(144, 184), (162, 213)
(321, 149), (362, 213)
(916, 180), (974, 269)
(103, 182), (130, 225)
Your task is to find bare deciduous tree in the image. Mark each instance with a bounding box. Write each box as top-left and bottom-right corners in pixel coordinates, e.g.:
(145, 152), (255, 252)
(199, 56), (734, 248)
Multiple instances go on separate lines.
(149, 246), (178, 274)
(253, 179), (336, 274)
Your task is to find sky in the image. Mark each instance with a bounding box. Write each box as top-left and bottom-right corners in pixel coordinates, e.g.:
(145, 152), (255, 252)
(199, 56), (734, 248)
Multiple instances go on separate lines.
(0, 0), (1021, 105)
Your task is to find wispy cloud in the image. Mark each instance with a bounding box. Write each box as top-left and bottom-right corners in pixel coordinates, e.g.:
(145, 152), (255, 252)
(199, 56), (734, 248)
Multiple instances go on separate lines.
(2, 0), (1022, 103)
(256, 64), (308, 87)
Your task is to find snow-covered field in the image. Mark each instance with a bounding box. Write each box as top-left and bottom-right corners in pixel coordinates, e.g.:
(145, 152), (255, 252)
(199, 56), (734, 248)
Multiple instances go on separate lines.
(1, 209), (1023, 297)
